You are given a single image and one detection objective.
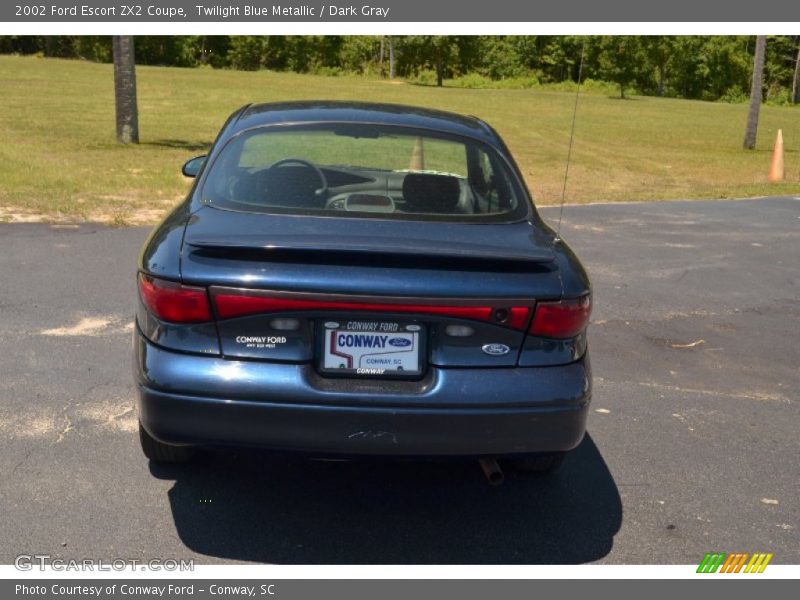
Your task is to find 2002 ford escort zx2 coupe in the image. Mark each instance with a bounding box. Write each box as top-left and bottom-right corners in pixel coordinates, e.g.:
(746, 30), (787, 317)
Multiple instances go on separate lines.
(134, 101), (592, 475)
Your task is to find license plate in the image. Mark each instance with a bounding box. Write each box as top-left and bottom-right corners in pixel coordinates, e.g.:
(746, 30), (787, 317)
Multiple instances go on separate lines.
(320, 320), (423, 378)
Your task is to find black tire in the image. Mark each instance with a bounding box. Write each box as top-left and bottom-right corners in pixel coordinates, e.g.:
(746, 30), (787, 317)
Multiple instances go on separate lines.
(138, 422), (196, 463)
(505, 452), (565, 474)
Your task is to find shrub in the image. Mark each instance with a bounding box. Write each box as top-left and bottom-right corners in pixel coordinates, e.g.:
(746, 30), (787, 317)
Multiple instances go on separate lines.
(718, 85), (748, 104)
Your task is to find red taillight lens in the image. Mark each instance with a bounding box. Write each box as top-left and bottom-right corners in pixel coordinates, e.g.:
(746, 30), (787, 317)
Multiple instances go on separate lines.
(138, 274), (212, 323)
(212, 291), (532, 331)
(508, 306), (532, 330)
(529, 296), (591, 339)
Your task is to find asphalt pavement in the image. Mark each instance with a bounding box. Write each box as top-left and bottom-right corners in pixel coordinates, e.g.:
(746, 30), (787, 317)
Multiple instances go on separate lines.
(0, 196), (797, 564)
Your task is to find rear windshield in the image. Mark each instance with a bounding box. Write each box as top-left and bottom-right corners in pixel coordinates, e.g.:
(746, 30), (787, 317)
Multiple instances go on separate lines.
(200, 124), (528, 222)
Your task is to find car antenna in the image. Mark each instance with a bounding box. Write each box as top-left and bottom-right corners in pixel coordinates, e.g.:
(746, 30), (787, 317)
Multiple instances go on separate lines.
(555, 39), (586, 243)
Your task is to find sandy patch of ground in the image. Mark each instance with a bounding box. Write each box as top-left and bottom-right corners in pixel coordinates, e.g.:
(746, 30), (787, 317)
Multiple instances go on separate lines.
(0, 198), (176, 227)
(76, 401), (137, 433)
(40, 316), (134, 337)
(0, 206), (71, 223)
(0, 400), (137, 442)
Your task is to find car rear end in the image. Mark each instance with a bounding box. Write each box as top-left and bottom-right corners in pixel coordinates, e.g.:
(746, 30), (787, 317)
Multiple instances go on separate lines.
(133, 105), (592, 466)
(135, 215), (591, 458)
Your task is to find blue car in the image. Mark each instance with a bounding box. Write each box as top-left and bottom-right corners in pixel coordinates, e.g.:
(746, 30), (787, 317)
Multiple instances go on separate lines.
(134, 101), (592, 477)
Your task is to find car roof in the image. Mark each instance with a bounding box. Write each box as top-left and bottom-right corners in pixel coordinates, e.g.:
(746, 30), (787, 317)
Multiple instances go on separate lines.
(227, 101), (502, 147)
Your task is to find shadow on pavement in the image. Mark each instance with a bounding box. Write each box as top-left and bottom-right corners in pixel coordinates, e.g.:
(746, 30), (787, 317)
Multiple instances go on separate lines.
(151, 434), (621, 564)
(144, 139), (212, 152)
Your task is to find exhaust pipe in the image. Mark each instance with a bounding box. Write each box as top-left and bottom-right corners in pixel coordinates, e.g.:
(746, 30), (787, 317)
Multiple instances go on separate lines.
(478, 457), (504, 486)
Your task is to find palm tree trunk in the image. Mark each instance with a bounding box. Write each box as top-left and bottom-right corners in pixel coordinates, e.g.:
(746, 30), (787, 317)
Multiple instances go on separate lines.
(792, 41), (800, 104)
(113, 36), (139, 144)
(389, 38), (395, 79)
(743, 35), (766, 150)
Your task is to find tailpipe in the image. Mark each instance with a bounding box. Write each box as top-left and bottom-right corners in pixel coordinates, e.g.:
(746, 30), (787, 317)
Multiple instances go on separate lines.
(478, 457), (504, 486)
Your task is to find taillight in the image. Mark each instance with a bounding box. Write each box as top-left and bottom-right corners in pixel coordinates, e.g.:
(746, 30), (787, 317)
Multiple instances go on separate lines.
(529, 296), (591, 339)
(138, 274), (212, 323)
(212, 291), (532, 331)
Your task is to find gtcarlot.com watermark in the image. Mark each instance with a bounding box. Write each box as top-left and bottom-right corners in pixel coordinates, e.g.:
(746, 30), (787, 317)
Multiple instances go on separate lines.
(15, 554), (194, 572)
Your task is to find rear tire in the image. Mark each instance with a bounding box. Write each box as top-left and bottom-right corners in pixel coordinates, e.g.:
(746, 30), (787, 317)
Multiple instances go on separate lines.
(505, 452), (565, 474)
(139, 422), (196, 464)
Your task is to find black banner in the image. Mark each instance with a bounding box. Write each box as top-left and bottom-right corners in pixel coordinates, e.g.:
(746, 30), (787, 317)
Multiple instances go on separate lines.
(3, 0), (800, 22)
(4, 579), (797, 600)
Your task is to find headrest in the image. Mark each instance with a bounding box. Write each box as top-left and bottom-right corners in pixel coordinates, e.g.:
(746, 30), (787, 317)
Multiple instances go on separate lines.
(261, 166), (326, 209)
(402, 173), (461, 214)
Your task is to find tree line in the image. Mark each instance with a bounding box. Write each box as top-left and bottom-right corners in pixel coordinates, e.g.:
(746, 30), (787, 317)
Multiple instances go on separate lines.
(3, 35), (800, 103)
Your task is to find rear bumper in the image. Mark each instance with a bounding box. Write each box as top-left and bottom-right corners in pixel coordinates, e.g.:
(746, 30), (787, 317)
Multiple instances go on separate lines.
(135, 332), (591, 457)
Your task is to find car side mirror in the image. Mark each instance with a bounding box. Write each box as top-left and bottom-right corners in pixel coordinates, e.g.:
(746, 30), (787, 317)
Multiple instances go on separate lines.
(182, 155), (207, 178)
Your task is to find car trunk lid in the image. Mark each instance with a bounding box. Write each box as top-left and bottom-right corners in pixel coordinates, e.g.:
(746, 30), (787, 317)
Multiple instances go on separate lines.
(181, 206), (559, 295)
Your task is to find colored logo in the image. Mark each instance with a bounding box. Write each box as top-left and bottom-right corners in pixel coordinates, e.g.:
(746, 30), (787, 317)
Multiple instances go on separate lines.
(388, 338), (412, 347)
(697, 552), (773, 573)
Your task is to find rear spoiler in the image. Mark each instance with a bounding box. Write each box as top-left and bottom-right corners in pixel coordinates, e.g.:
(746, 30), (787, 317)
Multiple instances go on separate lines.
(186, 235), (555, 266)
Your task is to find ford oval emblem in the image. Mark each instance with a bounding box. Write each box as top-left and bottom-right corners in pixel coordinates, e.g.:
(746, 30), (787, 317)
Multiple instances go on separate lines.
(482, 343), (510, 356)
(389, 338), (412, 347)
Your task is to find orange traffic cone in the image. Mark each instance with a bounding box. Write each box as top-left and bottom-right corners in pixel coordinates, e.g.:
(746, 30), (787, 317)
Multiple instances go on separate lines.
(768, 129), (784, 182)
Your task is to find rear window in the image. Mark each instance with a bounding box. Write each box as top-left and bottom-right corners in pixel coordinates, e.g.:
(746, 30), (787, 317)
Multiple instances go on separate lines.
(200, 124), (528, 222)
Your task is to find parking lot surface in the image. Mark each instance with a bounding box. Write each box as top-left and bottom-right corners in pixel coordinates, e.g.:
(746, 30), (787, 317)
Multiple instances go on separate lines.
(0, 197), (797, 564)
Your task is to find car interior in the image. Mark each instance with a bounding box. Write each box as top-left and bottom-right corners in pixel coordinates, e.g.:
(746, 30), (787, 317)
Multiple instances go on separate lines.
(205, 131), (518, 217)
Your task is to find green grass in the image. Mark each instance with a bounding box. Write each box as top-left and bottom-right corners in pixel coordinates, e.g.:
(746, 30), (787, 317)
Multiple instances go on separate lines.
(1, 55), (799, 224)
(239, 130), (469, 175)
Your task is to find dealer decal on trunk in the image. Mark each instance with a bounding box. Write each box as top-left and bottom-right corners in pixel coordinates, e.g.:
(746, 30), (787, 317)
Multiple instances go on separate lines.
(235, 335), (287, 349)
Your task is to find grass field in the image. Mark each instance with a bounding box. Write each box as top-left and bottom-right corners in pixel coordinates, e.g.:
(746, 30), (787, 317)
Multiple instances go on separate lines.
(1, 55), (799, 224)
